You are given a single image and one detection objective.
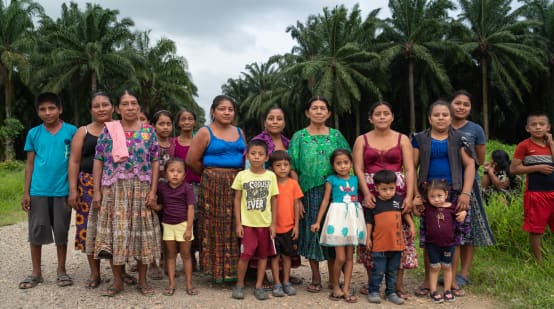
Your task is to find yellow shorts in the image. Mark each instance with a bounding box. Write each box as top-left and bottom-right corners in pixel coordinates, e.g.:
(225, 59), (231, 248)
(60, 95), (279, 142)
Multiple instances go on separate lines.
(162, 221), (194, 242)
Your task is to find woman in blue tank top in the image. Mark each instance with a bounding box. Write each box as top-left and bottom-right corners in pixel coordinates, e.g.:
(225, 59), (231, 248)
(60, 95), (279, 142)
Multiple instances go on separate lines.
(186, 95), (246, 283)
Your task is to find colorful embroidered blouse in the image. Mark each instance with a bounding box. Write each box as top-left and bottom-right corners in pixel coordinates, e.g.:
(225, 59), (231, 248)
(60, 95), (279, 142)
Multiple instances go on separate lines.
(288, 128), (350, 192)
(251, 130), (290, 154)
(95, 123), (159, 186)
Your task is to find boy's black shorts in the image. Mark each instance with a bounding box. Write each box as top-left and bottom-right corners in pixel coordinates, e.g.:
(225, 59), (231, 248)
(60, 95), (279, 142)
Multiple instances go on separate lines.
(274, 229), (297, 256)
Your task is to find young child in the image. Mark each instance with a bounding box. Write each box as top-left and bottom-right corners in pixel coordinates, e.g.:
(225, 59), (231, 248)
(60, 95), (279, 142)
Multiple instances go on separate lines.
(482, 149), (521, 200)
(311, 149), (367, 303)
(20, 92), (77, 289)
(419, 180), (467, 303)
(510, 111), (554, 263)
(232, 139), (279, 300)
(156, 157), (197, 296)
(269, 150), (303, 297)
(365, 170), (415, 305)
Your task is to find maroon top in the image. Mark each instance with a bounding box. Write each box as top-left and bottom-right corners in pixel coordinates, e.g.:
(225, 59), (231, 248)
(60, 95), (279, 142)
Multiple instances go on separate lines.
(424, 201), (457, 247)
(173, 137), (201, 183)
(158, 181), (196, 224)
(363, 133), (403, 174)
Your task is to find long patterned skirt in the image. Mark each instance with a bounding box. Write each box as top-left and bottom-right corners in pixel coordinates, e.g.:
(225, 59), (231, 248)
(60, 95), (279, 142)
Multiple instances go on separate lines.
(298, 186), (334, 261)
(467, 180), (496, 246)
(198, 167), (240, 283)
(75, 172), (93, 252)
(94, 178), (161, 265)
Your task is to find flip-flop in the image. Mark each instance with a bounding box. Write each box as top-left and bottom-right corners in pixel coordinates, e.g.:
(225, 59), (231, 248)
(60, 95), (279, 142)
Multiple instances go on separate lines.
(102, 285), (123, 297)
(307, 282), (322, 293)
(163, 287), (175, 296)
(328, 292), (344, 301)
(289, 276), (303, 285)
(186, 287), (199, 295)
(414, 286), (431, 297)
(84, 278), (101, 289)
(452, 286), (465, 297)
(344, 294), (358, 303)
(137, 285), (155, 296)
(456, 274), (471, 287)
(359, 285), (368, 295)
(19, 275), (43, 289)
(56, 273), (73, 287)
(396, 289), (411, 299)
(123, 273), (138, 285)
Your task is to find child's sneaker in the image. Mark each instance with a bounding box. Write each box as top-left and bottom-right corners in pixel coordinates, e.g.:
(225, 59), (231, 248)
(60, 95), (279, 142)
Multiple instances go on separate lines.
(272, 284), (285, 297)
(232, 286), (245, 299)
(282, 282), (297, 296)
(443, 290), (455, 302)
(367, 292), (381, 304)
(386, 292), (405, 305)
(254, 288), (269, 300)
(430, 291), (444, 304)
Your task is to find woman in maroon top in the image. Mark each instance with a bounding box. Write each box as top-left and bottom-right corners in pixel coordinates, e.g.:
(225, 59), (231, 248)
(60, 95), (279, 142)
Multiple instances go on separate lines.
(352, 101), (416, 299)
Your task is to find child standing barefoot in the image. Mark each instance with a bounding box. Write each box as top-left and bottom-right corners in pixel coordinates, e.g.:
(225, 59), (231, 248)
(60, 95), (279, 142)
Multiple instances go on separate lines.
(157, 158), (198, 296)
(417, 180), (466, 303)
(311, 149), (367, 303)
(269, 150), (303, 297)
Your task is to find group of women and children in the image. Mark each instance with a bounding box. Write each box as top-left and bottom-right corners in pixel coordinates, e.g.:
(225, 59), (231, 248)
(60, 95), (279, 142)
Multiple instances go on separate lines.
(21, 88), (548, 305)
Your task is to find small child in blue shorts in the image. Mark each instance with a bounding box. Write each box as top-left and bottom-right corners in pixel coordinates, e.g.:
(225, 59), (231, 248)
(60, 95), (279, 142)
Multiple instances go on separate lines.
(20, 92), (77, 289)
(231, 140), (279, 301)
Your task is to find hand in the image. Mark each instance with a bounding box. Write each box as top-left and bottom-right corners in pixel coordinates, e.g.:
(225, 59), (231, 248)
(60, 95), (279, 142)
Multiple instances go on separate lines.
(456, 210), (467, 222)
(184, 229), (193, 241)
(67, 189), (78, 209)
(457, 193), (470, 211)
(145, 190), (157, 208)
(92, 191), (102, 209)
(401, 198), (413, 214)
(291, 226), (299, 240)
(236, 225), (244, 238)
(366, 238), (372, 250)
(151, 203), (162, 212)
(545, 133), (554, 145)
(270, 224), (276, 239)
(409, 225), (416, 239)
(21, 193), (31, 212)
(536, 164), (554, 175)
(310, 223), (320, 233)
(482, 162), (491, 173)
(362, 192), (376, 208)
(298, 202), (306, 219)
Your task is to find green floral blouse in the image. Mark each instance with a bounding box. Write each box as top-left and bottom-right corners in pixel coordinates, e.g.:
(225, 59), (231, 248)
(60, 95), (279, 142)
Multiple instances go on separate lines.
(288, 128), (350, 192)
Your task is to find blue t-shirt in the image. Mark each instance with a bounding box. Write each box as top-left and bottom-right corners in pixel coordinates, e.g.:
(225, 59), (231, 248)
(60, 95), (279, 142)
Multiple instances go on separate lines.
(24, 122), (77, 196)
(412, 137), (452, 184)
(456, 121), (485, 178)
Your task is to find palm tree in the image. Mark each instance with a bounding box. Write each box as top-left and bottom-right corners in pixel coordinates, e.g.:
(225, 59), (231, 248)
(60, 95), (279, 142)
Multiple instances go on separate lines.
(34, 2), (135, 124)
(0, 0), (42, 160)
(458, 0), (546, 137)
(379, 0), (455, 133)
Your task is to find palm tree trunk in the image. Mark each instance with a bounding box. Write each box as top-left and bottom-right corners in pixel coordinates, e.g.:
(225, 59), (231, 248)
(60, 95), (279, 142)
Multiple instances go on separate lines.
(408, 59), (416, 133)
(91, 71), (97, 93)
(481, 56), (489, 138)
(355, 104), (360, 137)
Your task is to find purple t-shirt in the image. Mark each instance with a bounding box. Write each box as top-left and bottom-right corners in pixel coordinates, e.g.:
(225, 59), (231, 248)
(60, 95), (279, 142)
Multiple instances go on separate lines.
(424, 201), (457, 247)
(157, 181), (196, 224)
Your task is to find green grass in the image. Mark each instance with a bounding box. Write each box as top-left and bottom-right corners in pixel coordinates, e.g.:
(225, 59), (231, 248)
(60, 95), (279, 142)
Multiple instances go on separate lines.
(0, 168), (26, 226)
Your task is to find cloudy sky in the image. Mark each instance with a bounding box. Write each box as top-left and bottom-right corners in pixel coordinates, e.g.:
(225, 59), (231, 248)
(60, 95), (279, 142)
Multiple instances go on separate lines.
(40, 1), (391, 114)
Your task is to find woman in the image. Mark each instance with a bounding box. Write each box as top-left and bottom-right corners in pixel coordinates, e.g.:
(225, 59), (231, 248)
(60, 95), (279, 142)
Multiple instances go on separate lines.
(411, 100), (475, 298)
(92, 90), (161, 296)
(450, 90), (495, 292)
(288, 96), (350, 293)
(68, 92), (114, 288)
(352, 101), (416, 299)
(185, 95), (246, 283)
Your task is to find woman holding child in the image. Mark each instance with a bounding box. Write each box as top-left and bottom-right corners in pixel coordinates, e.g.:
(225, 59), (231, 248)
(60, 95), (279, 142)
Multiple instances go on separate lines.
(352, 101), (417, 299)
(186, 95), (247, 283)
(92, 90), (161, 296)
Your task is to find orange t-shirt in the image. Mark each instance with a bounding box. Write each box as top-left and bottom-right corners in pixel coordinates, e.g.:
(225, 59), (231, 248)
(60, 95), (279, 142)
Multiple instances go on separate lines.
(276, 178), (304, 233)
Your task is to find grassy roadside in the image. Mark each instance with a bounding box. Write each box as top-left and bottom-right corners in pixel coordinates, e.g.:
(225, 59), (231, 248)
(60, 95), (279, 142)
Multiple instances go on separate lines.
(0, 167), (26, 226)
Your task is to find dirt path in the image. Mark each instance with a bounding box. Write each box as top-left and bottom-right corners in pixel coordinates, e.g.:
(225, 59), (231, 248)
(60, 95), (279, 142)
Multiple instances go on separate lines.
(0, 220), (504, 308)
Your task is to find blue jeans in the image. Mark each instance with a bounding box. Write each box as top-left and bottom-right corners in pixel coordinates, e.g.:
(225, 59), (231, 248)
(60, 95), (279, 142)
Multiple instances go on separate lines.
(369, 251), (402, 296)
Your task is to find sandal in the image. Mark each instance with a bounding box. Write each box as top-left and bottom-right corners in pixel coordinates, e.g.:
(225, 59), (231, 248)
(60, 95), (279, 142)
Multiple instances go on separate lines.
(102, 285), (123, 297)
(163, 287), (175, 296)
(148, 267), (163, 280)
(452, 286), (465, 297)
(456, 274), (471, 287)
(359, 284), (368, 295)
(289, 275), (303, 285)
(84, 278), (101, 289)
(430, 291), (443, 304)
(344, 294), (358, 303)
(123, 273), (138, 285)
(396, 289), (411, 299)
(328, 292), (344, 301)
(306, 282), (322, 293)
(56, 273), (73, 287)
(186, 287), (199, 295)
(444, 290), (455, 302)
(414, 285), (431, 297)
(19, 275), (43, 289)
(137, 285), (155, 296)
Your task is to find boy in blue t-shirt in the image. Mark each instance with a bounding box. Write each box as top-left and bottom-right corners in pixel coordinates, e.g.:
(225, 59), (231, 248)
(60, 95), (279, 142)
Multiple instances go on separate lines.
(19, 92), (77, 289)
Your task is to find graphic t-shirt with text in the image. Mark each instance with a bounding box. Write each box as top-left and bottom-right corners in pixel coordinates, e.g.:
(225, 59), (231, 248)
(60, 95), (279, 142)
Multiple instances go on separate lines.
(232, 169), (279, 227)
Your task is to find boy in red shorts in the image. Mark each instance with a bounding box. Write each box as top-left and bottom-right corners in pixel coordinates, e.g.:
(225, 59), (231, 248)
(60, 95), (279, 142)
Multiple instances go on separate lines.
(510, 111), (554, 262)
(232, 140), (279, 300)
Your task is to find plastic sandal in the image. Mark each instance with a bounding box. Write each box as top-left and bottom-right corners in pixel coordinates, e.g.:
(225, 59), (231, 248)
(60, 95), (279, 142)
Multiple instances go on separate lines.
(18, 275), (43, 289)
(56, 273), (73, 287)
(444, 290), (455, 302)
(430, 291), (444, 304)
(102, 285), (123, 297)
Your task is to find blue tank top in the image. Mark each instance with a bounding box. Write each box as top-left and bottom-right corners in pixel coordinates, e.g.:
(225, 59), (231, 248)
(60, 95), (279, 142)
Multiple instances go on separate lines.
(203, 126), (245, 168)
